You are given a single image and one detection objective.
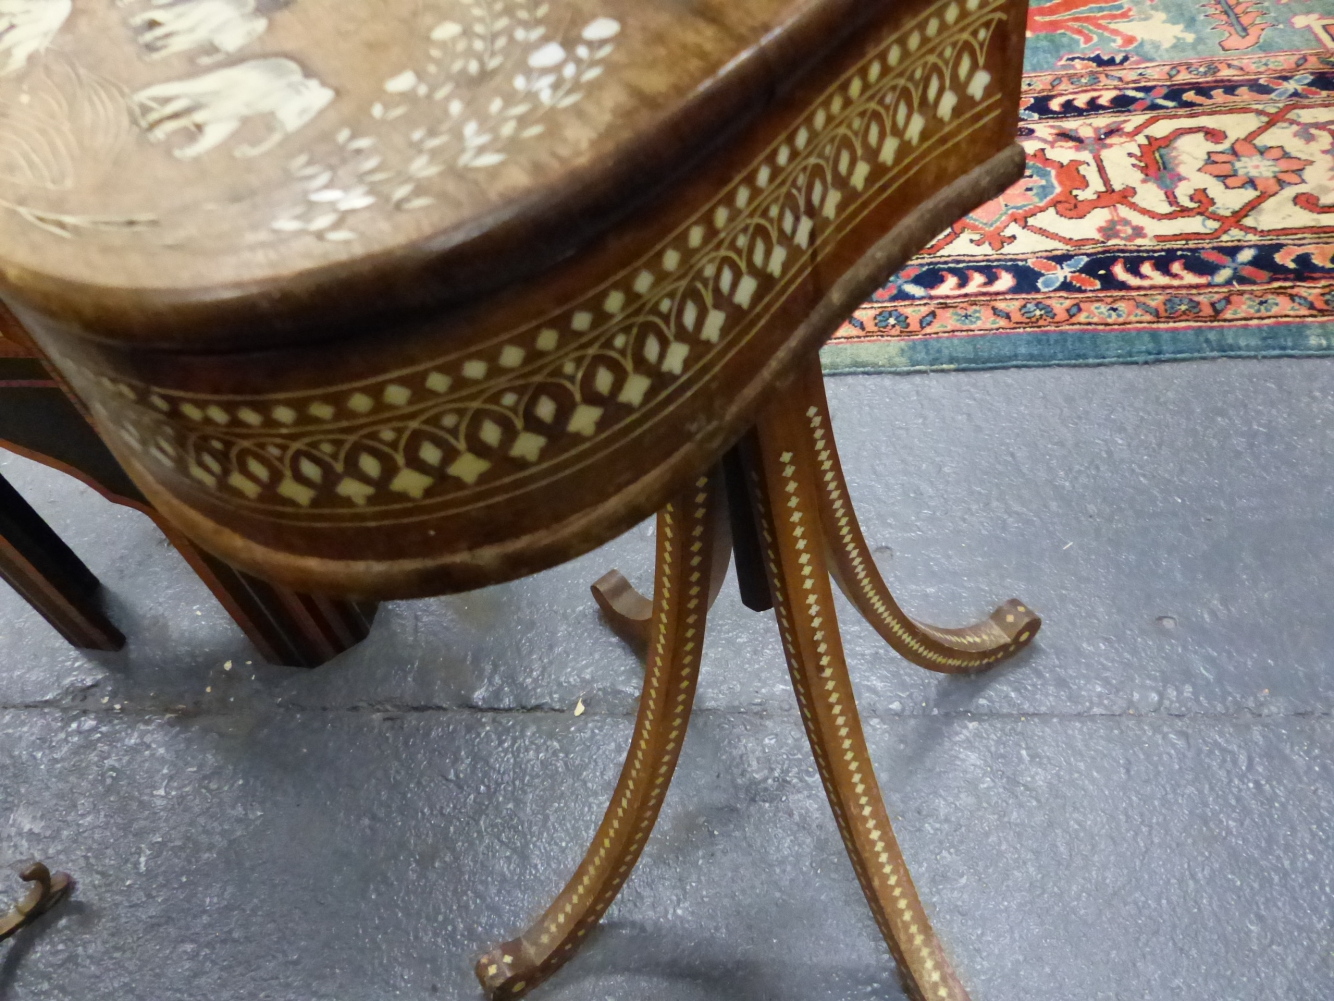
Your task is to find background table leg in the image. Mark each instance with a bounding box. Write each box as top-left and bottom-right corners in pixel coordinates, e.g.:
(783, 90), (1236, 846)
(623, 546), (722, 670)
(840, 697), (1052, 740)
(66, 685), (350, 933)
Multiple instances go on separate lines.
(165, 536), (378, 669)
(743, 403), (973, 1001)
(477, 471), (725, 1000)
(589, 568), (654, 653)
(0, 470), (124, 651)
(794, 358), (1040, 673)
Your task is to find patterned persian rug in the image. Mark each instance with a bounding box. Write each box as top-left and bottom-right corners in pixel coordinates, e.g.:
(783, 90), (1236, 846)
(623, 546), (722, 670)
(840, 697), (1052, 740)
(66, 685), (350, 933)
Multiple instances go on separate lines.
(823, 0), (1334, 373)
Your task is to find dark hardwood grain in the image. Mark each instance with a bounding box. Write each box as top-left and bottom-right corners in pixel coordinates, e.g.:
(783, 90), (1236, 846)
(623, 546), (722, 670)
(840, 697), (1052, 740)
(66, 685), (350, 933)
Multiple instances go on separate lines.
(0, 468), (124, 651)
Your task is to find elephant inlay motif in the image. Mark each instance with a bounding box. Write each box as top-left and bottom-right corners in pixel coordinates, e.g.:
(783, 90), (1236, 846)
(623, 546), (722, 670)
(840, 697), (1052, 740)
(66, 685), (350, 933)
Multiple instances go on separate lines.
(133, 56), (334, 159)
(127, 0), (274, 65)
(0, 1), (625, 240)
(0, 0), (71, 76)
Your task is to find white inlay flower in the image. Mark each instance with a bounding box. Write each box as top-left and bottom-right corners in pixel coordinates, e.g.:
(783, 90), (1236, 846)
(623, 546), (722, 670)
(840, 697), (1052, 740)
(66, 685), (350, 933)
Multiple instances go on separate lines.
(384, 69), (419, 93)
(527, 41), (566, 68)
(581, 17), (621, 41)
(266, 1), (626, 241)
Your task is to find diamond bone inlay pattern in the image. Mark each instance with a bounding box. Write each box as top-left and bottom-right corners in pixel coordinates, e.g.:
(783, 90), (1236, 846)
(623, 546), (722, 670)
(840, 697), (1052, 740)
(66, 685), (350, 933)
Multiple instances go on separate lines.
(750, 436), (963, 1001)
(82, 0), (1007, 516)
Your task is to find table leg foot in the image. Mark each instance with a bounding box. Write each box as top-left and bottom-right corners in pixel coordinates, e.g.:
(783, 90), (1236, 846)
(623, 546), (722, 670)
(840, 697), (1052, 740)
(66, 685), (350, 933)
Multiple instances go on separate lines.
(590, 569), (653, 653)
(590, 490), (732, 657)
(743, 400), (974, 1001)
(477, 472), (725, 1000)
(796, 359), (1039, 673)
(0, 862), (73, 942)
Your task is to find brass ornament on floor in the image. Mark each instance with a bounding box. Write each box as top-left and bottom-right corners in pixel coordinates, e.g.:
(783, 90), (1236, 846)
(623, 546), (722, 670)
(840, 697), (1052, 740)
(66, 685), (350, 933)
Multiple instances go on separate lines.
(0, 863), (73, 943)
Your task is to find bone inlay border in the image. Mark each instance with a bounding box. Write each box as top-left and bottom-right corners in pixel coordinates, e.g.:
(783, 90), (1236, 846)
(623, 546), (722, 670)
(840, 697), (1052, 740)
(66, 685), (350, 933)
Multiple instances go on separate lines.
(65, 0), (1009, 523)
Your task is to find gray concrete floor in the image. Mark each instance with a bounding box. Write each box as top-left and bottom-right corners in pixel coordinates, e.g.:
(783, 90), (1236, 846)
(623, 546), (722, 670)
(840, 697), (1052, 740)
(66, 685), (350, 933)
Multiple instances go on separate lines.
(0, 357), (1331, 1001)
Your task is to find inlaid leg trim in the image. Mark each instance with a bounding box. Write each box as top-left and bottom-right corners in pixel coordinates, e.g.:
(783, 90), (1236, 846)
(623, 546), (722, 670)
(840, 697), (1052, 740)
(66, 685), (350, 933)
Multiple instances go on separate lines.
(478, 471), (724, 1000)
(0, 862), (72, 942)
(743, 405), (970, 1001)
(795, 358), (1039, 674)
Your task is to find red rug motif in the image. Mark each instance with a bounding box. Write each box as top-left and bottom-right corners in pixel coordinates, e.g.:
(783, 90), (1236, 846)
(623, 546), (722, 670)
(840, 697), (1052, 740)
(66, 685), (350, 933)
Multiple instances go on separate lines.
(826, 0), (1334, 372)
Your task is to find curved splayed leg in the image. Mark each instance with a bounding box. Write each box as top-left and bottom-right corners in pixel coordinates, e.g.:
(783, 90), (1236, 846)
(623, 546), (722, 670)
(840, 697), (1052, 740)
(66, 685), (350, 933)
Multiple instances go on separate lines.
(0, 862), (72, 942)
(742, 409), (971, 1001)
(591, 492), (732, 655)
(477, 471), (725, 1000)
(590, 567), (654, 652)
(794, 358), (1039, 674)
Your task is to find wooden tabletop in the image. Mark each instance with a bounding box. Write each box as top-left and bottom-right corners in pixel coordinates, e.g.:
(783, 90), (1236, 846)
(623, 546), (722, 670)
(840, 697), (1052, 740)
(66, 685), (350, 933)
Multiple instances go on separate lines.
(2, 0), (1028, 596)
(0, 0), (874, 348)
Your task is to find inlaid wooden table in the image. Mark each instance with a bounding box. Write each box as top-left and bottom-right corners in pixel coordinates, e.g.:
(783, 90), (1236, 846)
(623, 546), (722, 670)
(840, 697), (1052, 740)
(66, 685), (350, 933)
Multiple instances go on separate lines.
(0, 0), (1039, 996)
